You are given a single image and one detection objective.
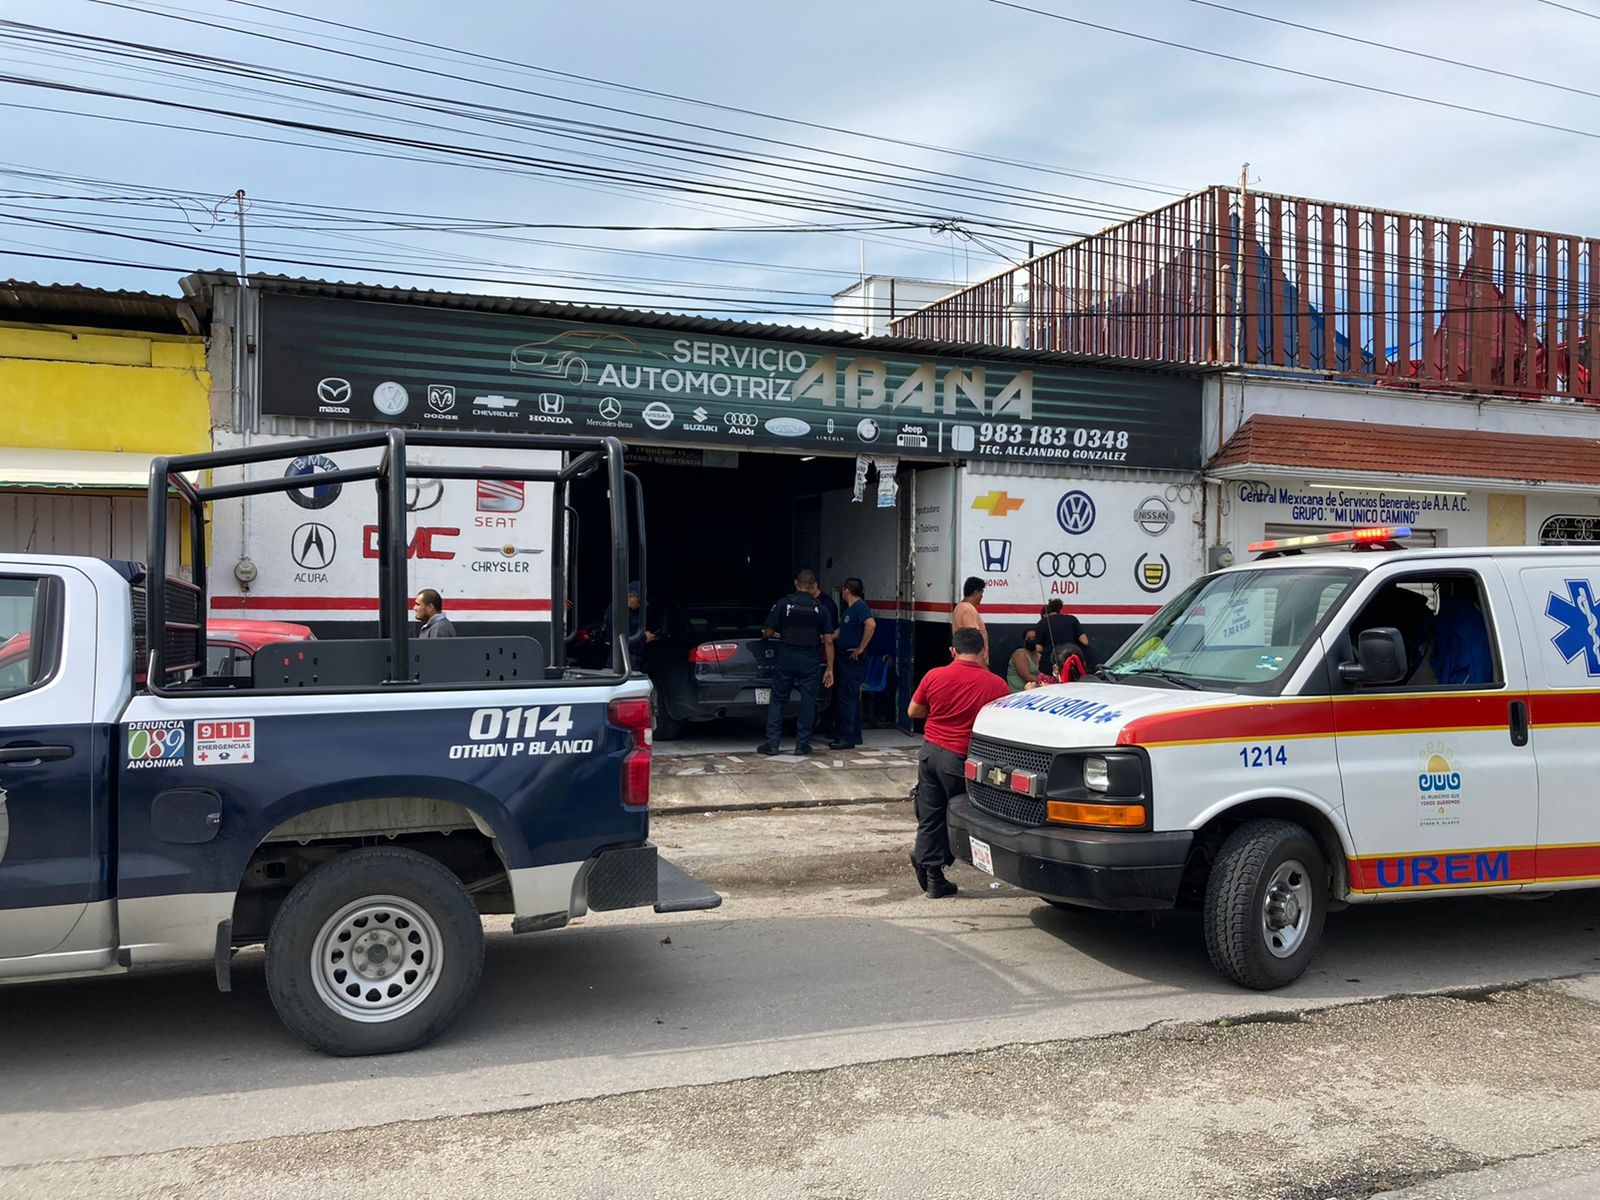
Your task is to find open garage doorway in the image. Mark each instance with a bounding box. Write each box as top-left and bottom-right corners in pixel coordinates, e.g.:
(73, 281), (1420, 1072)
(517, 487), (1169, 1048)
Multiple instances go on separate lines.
(567, 447), (910, 747)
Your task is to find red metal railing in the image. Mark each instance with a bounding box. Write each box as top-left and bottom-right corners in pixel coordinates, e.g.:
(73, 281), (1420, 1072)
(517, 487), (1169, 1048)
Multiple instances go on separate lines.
(889, 186), (1600, 403)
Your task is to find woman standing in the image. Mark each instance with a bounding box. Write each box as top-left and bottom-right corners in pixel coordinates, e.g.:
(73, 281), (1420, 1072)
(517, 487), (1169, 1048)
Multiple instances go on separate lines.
(1007, 629), (1041, 692)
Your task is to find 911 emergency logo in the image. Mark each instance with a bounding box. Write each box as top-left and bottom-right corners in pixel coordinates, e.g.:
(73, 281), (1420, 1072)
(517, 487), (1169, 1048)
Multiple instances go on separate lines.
(1546, 579), (1600, 676)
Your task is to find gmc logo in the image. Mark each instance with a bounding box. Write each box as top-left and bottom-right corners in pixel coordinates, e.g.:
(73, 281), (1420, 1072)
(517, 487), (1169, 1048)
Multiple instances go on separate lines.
(362, 525), (459, 561)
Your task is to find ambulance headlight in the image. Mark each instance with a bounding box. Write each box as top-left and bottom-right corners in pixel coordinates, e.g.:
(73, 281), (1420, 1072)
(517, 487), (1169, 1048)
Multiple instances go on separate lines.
(1083, 756), (1110, 792)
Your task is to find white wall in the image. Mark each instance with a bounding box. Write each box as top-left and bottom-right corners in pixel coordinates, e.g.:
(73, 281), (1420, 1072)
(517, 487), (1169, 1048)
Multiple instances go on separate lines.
(911, 465), (958, 619)
(833, 277), (959, 337)
(819, 486), (898, 608)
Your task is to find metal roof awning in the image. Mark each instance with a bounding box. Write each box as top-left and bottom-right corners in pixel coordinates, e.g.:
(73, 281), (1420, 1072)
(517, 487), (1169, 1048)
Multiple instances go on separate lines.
(0, 447), (198, 489)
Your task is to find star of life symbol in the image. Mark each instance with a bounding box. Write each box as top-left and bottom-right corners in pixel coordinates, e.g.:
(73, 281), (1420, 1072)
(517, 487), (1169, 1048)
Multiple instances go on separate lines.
(1546, 578), (1600, 676)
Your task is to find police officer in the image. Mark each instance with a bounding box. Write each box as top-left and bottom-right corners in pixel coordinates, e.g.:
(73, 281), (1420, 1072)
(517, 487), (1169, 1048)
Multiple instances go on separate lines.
(757, 568), (835, 757)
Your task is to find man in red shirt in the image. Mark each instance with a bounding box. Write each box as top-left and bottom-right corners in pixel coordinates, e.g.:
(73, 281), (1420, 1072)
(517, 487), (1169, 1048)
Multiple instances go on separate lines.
(907, 625), (1010, 898)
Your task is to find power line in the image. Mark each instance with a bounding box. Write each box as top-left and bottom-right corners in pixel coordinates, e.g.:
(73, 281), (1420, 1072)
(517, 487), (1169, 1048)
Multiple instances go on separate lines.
(1536, 0), (1600, 20)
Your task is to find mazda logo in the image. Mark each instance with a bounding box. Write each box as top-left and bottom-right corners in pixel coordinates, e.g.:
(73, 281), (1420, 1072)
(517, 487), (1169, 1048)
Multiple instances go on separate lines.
(724, 412), (759, 428)
(292, 522), (336, 570)
(1057, 490), (1097, 535)
(1037, 551), (1107, 579)
(316, 377), (351, 404)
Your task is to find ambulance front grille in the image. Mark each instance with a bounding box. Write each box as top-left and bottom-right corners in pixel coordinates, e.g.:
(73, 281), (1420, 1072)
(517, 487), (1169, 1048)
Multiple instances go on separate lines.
(966, 736), (1050, 827)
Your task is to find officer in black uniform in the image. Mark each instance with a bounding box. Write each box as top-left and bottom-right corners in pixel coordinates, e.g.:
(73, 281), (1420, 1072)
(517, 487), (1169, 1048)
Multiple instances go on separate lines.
(757, 568), (835, 756)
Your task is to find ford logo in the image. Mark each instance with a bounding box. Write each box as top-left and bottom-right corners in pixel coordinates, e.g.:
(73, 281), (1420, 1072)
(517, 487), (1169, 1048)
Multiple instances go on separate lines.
(765, 416), (811, 438)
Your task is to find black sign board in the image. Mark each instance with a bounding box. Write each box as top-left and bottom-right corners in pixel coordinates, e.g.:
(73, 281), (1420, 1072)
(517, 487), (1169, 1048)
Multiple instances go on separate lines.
(258, 293), (1200, 469)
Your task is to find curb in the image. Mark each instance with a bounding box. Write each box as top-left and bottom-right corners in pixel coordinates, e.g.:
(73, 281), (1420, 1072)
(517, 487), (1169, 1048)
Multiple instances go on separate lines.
(654, 793), (914, 817)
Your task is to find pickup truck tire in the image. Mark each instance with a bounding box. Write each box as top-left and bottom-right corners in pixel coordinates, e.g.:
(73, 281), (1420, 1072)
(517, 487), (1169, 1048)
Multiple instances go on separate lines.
(1202, 819), (1326, 990)
(651, 694), (681, 741)
(265, 846), (485, 1056)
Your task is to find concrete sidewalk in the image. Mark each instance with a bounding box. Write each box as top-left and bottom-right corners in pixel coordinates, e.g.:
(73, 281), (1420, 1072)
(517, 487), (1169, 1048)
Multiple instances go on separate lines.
(653, 726), (920, 812)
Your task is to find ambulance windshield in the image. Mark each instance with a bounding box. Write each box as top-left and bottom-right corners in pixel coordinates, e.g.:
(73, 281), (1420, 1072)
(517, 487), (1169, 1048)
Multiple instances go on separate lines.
(1103, 566), (1360, 692)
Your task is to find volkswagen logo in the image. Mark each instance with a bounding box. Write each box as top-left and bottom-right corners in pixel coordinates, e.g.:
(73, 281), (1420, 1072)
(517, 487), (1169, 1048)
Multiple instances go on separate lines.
(1037, 551), (1107, 579)
(291, 522), (336, 570)
(724, 412), (759, 428)
(316, 377), (351, 405)
(1057, 490), (1097, 535)
(1135, 496), (1175, 536)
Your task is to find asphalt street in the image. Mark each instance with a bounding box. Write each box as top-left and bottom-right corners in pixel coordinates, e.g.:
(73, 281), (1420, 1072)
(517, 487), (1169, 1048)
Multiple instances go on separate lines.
(6, 802), (1600, 1197)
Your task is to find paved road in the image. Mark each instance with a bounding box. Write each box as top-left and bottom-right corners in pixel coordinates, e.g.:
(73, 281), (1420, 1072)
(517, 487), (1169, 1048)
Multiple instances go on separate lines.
(5, 803), (1600, 1196)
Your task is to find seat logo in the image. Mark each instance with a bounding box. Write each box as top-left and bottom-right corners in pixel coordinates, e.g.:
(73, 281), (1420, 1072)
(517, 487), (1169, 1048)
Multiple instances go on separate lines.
(1056, 490), (1096, 534)
(980, 539), (1012, 573)
(1037, 552), (1106, 579)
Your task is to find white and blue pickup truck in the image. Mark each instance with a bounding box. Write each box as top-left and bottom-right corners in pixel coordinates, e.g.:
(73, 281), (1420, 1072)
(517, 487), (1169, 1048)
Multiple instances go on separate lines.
(0, 430), (718, 1055)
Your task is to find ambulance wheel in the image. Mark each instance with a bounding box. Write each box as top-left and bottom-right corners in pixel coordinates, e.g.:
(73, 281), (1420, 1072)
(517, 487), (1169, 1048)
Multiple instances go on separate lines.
(266, 846), (485, 1056)
(1203, 819), (1326, 990)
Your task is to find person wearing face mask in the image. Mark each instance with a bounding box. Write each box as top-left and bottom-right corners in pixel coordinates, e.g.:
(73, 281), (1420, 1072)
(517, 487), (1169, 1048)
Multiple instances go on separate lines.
(1007, 628), (1042, 692)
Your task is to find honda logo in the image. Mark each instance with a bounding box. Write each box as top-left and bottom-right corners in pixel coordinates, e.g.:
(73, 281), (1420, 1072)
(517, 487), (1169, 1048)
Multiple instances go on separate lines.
(538, 393), (565, 415)
(291, 522), (336, 570)
(980, 539), (1012, 573)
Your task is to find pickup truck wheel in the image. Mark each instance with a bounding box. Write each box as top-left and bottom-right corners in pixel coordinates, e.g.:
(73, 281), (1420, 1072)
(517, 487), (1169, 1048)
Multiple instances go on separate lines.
(651, 693), (681, 741)
(265, 846), (484, 1056)
(1202, 819), (1326, 990)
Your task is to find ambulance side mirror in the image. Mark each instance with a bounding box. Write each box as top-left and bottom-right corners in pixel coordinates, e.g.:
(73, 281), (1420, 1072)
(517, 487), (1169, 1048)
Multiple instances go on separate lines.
(1339, 627), (1406, 685)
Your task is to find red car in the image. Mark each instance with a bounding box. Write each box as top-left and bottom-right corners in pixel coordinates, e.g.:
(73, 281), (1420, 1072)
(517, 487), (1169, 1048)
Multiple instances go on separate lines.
(0, 617), (315, 687)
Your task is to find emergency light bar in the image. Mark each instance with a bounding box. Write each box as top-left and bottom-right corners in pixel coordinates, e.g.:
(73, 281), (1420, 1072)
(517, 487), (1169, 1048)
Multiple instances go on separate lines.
(1248, 526), (1412, 556)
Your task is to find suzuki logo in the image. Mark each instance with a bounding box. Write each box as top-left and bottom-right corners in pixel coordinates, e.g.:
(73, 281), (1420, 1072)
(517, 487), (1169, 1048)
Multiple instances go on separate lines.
(291, 522), (336, 570)
(971, 491), (1024, 517)
(316, 377), (351, 405)
(538, 393), (565, 415)
(1056, 490), (1097, 535)
(980, 539), (1012, 573)
(692, 406), (710, 423)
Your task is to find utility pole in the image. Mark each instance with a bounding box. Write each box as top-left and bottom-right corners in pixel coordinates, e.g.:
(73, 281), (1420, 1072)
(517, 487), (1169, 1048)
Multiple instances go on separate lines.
(1234, 162), (1248, 367)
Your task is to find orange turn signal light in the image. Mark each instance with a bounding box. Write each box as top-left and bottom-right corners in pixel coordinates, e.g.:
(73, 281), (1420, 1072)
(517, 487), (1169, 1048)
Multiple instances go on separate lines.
(1046, 801), (1146, 827)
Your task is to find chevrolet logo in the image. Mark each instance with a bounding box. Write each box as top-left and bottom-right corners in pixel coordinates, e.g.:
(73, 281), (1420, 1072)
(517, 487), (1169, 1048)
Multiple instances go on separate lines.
(986, 766), (1008, 787)
(971, 491), (1025, 516)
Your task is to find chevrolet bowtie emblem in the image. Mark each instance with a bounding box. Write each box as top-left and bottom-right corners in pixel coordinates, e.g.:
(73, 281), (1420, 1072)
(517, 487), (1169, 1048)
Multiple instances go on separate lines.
(971, 491), (1025, 516)
(986, 767), (1008, 786)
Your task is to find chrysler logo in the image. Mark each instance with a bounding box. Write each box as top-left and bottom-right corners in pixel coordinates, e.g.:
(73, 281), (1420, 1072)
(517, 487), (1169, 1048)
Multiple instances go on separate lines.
(316, 377), (351, 405)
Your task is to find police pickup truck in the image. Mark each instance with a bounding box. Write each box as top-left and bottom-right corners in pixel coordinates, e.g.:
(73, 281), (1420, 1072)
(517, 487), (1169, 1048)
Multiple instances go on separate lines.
(0, 430), (718, 1055)
(954, 527), (1600, 989)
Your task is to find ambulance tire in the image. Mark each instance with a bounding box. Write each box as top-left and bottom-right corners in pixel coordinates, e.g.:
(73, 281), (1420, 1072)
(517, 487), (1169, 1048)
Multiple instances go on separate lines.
(1203, 819), (1327, 990)
(266, 846), (485, 1056)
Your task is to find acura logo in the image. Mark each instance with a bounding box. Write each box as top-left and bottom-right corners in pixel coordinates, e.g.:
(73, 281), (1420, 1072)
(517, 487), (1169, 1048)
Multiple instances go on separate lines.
(1057, 490), (1097, 535)
(292, 522), (336, 570)
(1037, 551), (1107, 579)
(724, 412), (759, 428)
(316, 377), (351, 405)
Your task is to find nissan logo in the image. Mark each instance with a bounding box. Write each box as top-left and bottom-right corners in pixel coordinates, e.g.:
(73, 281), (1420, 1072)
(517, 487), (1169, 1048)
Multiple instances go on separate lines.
(1037, 551), (1107, 579)
(724, 412), (759, 428)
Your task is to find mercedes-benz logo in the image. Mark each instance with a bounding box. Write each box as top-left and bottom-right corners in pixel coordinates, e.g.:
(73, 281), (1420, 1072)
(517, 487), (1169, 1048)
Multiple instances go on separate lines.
(317, 377), (351, 404)
(598, 396), (623, 421)
(292, 522), (336, 570)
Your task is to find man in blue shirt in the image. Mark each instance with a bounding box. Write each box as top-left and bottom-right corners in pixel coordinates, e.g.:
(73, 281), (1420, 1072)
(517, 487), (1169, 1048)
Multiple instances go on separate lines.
(829, 577), (877, 750)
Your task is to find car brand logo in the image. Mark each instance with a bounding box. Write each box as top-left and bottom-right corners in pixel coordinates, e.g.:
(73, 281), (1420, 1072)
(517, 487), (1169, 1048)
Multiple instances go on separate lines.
(474, 394), (518, 409)
(291, 522), (336, 570)
(427, 384), (456, 414)
(284, 454), (342, 510)
(643, 401), (675, 430)
(538, 393), (565, 415)
(971, 491), (1024, 516)
(1546, 578), (1600, 676)
(1135, 553), (1171, 593)
(725, 412), (759, 428)
(856, 417), (880, 443)
(373, 381), (410, 416)
(692, 406), (710, 423)
(477, 478), (524, 513)
(1135, 495), (1175, 536)
(1037, 552), (1107, 579)
(406, 478), (443, 513)
(980, 539), (1012, 573)
(985, 766), (1007, 787)
(1057, 490), (1097, 535)
(317, 377), (352, 405)
(598, 396), (623, 421)
(895, 429), (928, 448)
(474, 544), (544, 557)
(766, 416), (811, 438)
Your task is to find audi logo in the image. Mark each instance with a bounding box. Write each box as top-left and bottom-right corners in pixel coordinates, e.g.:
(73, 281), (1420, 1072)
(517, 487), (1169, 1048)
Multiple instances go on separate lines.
(1037, 551), (1107, 579)
(724, 412), (759, 428)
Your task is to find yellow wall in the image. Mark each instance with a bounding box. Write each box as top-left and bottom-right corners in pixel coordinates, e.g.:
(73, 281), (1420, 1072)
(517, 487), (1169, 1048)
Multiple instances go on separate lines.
(0, 322), (211, 454)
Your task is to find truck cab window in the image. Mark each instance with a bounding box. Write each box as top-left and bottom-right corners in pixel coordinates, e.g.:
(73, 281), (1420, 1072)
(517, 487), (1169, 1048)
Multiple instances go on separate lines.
(0, 578), (41, 698)
(1346, 573), (1500, 689)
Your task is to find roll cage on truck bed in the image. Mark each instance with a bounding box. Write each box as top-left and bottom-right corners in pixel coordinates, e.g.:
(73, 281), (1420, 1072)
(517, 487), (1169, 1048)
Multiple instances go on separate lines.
(0, 428), (719, 1056)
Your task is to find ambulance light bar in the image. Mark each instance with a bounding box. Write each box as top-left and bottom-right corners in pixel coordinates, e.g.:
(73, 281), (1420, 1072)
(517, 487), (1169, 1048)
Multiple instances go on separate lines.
(1248, 526), (1412, 556)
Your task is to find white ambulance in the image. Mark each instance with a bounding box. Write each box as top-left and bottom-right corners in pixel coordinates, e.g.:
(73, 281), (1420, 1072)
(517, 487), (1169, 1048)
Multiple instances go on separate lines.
(954, 527), (1600, 989)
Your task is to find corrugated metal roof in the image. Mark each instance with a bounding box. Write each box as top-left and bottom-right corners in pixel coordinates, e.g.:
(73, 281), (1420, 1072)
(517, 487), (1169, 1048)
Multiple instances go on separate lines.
(0, 280), (197, 335)
(182, 271), (1216, 376)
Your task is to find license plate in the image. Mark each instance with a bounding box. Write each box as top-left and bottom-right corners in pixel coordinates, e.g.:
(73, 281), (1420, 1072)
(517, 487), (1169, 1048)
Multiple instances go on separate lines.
(970, 837), (994, 875)
(754, 688), (771, 705)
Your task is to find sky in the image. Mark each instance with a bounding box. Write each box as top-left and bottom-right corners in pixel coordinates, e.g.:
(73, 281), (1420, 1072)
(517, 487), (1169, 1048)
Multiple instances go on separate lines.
(3, 0), (1599, 329)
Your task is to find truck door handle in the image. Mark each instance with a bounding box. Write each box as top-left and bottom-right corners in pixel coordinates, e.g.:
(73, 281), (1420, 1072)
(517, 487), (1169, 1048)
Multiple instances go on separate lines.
(0, 744), (73, 764)
(1509, 700), (1530, 747)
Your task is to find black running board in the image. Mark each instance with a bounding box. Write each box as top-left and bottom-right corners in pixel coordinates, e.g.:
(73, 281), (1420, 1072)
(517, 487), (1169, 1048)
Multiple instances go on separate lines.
(656, 855), (723, 914)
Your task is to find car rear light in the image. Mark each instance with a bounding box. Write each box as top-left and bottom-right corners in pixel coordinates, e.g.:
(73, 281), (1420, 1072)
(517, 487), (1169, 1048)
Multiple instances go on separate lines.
(690, 642), (739, 664)
(608, 697), (653, 811)
(575, 628), (590, 642)
(1046, 801), (1146, 827)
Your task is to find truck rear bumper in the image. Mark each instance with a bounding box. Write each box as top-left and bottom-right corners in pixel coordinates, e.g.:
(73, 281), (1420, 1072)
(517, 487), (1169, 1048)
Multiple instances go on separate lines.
(510, 845), (721, 933)
(948, 797), (1193, 912)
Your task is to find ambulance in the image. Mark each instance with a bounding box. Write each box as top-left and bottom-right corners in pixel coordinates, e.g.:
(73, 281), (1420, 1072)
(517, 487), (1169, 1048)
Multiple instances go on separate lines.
(952, 527), (1600, 989)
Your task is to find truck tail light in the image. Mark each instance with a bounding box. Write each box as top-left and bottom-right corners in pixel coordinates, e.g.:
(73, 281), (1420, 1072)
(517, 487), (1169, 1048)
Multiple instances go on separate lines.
(690, 642), (738, 664)
(608, 697), (653, 811)
(1046, 800), (1146, 827)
